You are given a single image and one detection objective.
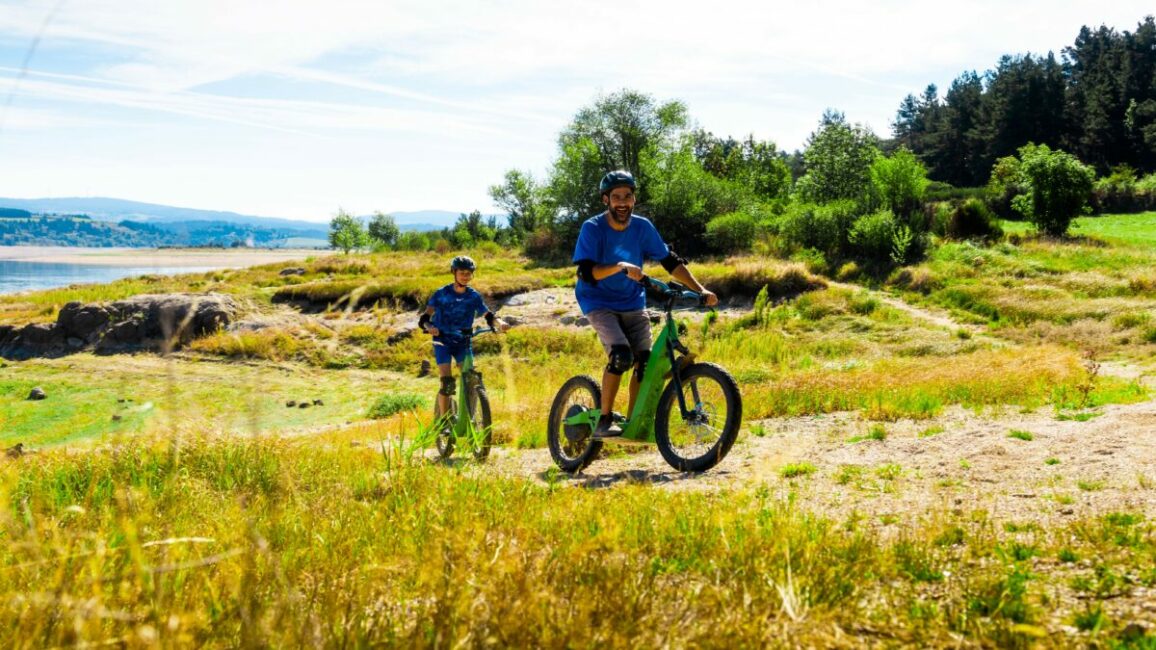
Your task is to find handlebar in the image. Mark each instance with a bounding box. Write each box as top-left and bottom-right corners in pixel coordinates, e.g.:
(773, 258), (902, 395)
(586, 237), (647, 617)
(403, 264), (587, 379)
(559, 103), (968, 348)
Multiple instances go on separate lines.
(642, 276), (706, 306)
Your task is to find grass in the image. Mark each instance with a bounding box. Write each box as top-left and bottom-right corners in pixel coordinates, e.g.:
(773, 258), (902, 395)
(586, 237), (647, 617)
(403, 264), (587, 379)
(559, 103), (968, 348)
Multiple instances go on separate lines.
(1, 435), (1153, 647)
(1007, 429), (1034, 441)
(779, 462), (817, 478)
(5, 230), (1156, 645)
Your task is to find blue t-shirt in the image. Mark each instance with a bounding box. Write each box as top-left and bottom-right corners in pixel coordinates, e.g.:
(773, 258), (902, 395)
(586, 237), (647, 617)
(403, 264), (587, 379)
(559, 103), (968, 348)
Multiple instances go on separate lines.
(426, 285), (489, 340)
(572, 213), (670, 313)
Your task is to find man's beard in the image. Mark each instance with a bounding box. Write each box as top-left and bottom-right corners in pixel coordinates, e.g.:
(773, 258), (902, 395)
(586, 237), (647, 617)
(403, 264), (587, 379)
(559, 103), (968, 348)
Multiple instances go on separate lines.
(609, 206), (631, 225)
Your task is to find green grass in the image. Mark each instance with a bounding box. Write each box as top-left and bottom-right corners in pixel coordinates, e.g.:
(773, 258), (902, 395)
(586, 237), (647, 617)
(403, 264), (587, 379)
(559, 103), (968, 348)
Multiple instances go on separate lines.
(1007, 429), (1034, 441)
(779, 462), (817, 478)
(2, 436), (1153, 647)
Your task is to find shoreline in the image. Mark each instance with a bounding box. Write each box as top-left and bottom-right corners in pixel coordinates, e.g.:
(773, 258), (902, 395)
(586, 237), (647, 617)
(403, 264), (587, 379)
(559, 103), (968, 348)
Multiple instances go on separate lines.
(0, 245), (324, 267)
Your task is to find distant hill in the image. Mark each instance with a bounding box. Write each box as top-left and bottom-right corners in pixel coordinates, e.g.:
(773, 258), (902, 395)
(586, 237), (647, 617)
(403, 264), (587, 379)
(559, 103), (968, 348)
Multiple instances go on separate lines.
(0, 197), (506, 246)
(389, 210), (461, 231)
(0, 197), (329, 230)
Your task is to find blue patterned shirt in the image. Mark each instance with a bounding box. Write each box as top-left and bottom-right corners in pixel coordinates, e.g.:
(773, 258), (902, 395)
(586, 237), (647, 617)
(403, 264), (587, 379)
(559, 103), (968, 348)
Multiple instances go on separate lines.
(426, 284), (490, 341)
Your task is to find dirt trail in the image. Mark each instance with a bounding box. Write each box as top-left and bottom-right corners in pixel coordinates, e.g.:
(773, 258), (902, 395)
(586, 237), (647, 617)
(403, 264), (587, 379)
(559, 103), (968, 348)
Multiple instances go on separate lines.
(437, 282), (1156, 529)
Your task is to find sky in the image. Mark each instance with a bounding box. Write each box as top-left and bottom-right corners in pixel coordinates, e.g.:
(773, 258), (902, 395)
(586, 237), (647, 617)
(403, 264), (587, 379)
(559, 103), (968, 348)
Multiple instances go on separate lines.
(0, 1), (1152, 222)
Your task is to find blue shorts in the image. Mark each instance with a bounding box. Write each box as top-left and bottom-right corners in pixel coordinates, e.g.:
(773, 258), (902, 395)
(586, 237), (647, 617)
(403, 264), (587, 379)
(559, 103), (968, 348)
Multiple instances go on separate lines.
(433, 337), (471, 366)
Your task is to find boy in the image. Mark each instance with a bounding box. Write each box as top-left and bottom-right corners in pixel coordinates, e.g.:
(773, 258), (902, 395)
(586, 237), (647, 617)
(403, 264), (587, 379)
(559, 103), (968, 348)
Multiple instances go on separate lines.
(418, 255), (505, 419)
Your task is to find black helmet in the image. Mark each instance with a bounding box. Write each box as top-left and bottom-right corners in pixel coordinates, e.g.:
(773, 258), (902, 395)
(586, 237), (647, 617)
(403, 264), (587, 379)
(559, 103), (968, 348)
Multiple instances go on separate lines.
(450, 255), (476, 272)
(599, 170), (636, 195)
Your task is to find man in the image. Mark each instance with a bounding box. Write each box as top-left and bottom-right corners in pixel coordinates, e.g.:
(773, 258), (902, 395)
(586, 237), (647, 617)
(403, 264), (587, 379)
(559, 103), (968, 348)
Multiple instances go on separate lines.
(572, 169), (718, 437)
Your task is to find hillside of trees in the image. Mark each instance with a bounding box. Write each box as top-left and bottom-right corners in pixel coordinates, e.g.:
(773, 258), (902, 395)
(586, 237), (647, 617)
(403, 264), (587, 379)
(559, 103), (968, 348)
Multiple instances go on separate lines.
(0, 212), (328, 248)
(893, 16), (1156, 186)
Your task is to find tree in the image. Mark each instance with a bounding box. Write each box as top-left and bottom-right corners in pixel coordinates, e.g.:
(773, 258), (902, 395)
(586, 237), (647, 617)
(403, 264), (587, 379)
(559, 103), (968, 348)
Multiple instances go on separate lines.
(691, 131), (791, 201)
(329, 209), (367, 254)
(549, 89), (689, 228)
(488, 169), (554, 242)
(367, 211), (399, 248)
(870, 148), (930, 227)
(796, 110), (880, 204)
(1009, 144), (1095, 236)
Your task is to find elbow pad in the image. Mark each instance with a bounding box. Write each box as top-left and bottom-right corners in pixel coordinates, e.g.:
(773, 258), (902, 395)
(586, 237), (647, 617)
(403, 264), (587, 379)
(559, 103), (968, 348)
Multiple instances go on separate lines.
(484, 312), (496, 328)
(418, 312), (431, 332)
(576, 259), (597, 284)
(660, 249), (687, 274)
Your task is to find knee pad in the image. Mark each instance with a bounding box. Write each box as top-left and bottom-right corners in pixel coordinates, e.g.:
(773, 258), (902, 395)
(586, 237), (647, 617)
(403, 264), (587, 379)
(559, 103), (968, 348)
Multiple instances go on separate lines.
(439, 376), (456, 396)
(634, 349), (651, 378)
(606, 344), (633, 376)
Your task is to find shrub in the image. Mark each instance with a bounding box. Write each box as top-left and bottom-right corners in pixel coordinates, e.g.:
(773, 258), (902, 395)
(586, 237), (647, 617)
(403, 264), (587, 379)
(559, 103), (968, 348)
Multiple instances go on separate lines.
(869, 147), (929, 226)
(1010, 144), (1095, 237)
(523, 227), (567, 263)
(848, 210), (899, 263)
(779, 200), (857, 255)
(790, 247), (828, 275)
(705, 211), (759, 254)
(396, 231), (431, 252)
(945, 199), (1003, 242)
(367, 392), (428, 419)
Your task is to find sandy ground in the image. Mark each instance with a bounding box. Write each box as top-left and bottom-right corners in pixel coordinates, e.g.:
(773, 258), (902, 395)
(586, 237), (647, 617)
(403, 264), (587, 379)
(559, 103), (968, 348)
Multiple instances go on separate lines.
(0, 245), (321, 267)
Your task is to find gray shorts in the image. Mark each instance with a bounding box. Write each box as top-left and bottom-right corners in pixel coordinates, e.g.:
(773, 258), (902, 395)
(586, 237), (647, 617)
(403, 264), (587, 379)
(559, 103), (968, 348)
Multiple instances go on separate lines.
(587, 309), (652, 355)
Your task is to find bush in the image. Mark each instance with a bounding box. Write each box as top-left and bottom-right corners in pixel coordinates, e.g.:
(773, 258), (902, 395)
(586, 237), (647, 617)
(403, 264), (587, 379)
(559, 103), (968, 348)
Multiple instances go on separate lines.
(870, 147), (929, 226)
(848, 210), (899, 262)
(1092, 165), (1138, 213)
(522, 227), (567, 263)
(396, 231), (431, 252)
(705, 211), (758, 254)
(367, 392), (428, 419)
(944, 199), (1003, 242)
(778, 200), (857, 256)
(1010, 144), (1095, 237)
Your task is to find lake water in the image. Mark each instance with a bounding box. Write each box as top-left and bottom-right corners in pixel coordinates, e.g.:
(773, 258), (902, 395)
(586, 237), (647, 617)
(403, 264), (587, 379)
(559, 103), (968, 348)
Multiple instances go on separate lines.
(0, 260), (219, 295)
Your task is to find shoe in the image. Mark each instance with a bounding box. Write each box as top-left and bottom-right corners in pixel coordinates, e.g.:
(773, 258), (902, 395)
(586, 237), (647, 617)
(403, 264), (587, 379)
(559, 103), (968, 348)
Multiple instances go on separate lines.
(610, 411), (626, 424)
(593, 414), (622, 438)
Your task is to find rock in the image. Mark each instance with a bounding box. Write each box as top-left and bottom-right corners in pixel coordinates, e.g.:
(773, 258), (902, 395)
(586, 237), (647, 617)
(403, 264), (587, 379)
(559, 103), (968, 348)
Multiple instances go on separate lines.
(576, 316), (589, 327)
(27, 387), (46, 400)
(57, 302), (111, 343)
(1061, 508), (1075, 515)
(66, 337), (84, 348)
(312, 398), (324, 406)
(279, 267), (306, 276)
(111, 414), (123, 421)
(502, 315), (523, 326)
(298, 401), (311, 409)
(559, 316), (576, 326)
(387, 328), (416, 345)
(5, 443), (24, 458)
(286, 400), (297, 407)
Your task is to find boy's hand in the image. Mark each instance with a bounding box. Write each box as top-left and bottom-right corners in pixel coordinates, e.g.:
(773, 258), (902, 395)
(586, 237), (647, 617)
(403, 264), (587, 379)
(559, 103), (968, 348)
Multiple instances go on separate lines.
(427, 326), (440, 336)
(496, 320), (510, 333)
(701, 289), (718, 307)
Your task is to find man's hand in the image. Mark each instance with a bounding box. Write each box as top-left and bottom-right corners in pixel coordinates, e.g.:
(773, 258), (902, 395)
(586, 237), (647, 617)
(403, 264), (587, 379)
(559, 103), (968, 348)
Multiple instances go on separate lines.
(617, 261), (644, 281)
(701, 289), (718, 307)
(496, 320), (510, 333)
(427, 326), (440, 336)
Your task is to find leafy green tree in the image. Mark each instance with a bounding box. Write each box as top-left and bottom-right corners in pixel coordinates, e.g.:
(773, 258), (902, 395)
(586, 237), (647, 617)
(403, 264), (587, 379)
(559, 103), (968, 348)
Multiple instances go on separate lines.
(366, 211), (399, 249)
(328, 209), (367, 254)
(870, 148), (930, 227)
(488, 169), (554, 242)
(691, 131), (791, 201)
(1009, 144), (1095, 236)
(549, 89), (689, 223)
(796, 111), (880, 204)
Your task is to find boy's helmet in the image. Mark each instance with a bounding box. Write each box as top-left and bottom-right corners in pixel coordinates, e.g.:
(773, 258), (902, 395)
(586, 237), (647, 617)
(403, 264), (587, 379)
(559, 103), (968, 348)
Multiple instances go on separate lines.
(450, 255), (476, 272)
(599, 170), (636, 195)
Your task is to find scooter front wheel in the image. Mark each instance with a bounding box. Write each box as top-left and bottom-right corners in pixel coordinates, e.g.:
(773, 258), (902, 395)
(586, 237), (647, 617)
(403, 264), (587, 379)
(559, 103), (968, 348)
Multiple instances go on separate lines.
(546, 375), (603, 473)
(655, 362), (742, 472)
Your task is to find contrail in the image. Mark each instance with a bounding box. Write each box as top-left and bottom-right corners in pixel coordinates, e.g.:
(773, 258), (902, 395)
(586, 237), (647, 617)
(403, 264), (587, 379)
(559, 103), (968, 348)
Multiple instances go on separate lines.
(0, 0), (69, 140)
